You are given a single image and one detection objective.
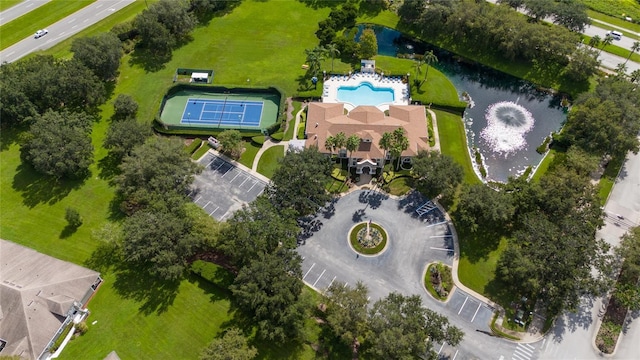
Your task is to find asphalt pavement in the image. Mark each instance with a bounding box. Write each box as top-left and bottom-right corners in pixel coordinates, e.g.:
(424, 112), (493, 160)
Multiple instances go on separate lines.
(0, 0), (134, 63)
(0, 0), (51, 25)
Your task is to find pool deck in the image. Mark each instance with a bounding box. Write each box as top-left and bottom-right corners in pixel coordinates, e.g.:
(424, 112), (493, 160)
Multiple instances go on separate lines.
(322, 72), (410, 112)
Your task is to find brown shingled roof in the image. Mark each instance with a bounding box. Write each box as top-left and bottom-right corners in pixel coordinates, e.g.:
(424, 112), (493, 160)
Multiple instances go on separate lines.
(305, 103), (430, 160)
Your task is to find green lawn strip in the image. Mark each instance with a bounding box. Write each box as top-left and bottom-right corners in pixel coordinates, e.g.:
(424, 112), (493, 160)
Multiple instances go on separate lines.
(0, 0), (22, 12)
(0, 0), (96, 50)
(587, 9), (640, 34)
(598, 178), (614, 204)
(191, 143), (211, 160)
(371, 56), (464, 108)
(256, 145), (284, 178)
(41, 0), (152, 59)
(283, 101), (301, 141)
(584, 2), (640, 29)
(580, 35), (640, 63)
(238, 140), (261, 169)
(433, 110), (480, 185)
(386, 177), (413, 196)
(531, 149), (557, 182)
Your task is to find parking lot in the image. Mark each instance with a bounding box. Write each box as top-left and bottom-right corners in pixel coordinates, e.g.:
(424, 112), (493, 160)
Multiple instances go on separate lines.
(189, 152), (267, 221)
(446, 289), (494, 332)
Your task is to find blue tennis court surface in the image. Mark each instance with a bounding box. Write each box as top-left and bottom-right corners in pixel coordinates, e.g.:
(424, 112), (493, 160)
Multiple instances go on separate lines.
(181, 98), (264, 127)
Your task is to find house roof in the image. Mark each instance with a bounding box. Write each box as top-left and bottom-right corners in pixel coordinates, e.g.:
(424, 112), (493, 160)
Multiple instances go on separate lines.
(305, 103), (430, 160)
(0, 239), (100, 360)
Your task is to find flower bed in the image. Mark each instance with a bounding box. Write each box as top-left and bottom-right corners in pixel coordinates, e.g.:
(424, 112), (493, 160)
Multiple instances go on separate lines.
(349, 222), (388, 255)
(424, 263), (453, 301)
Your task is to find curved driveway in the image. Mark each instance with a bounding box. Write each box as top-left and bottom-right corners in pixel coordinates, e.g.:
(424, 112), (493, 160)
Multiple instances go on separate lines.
(297, 189), (523, 360)
(0, 0), (134, 63)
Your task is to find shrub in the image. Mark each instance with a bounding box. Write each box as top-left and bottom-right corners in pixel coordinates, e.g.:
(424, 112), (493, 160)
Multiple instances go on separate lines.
(184, 138), (203, 154)
(270, 132), (284, 141)
(251, 135), (265, 145)
(75, 321), (88, 336)
(65, 207), (83, 228)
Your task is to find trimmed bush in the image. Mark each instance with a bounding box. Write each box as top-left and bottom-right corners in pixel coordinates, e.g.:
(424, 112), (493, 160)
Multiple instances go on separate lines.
(251, 135), (266, 145)
(270, 132), (284, 141)
(184, 138), (203, 154)
(65, 207), (83, 228)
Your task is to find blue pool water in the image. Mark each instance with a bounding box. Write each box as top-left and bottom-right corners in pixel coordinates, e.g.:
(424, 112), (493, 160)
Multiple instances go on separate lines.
(337, 82), (395, 107)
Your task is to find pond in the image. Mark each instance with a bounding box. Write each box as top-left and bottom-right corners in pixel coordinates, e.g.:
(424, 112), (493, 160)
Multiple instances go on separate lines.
(356, 25), (566, 182)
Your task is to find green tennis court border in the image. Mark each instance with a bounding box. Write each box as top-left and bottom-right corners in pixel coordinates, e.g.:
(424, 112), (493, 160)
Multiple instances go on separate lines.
(159, 84), (280, 133)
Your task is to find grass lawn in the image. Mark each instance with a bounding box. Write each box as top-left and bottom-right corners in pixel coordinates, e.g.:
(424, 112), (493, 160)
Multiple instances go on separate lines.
(457, 233), (509, 299)
(581, 35), (640, 62)
(371, 56), (464, 108)
(583, 1), (640, 27)
(531, 149), (556, 182)
(239, 140), (261, 169)
(0, 0), (22, 12)
(587, 9), (640, 34)
(386, 177), (413, 196)
(284, 101), (302, 141)
(433, 110), (480, 185)
(257, 145), (284, 178)
(0, 0), (96, 50)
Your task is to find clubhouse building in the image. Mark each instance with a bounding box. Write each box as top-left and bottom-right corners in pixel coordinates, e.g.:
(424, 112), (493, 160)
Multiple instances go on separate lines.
(304, 102), (430, 175)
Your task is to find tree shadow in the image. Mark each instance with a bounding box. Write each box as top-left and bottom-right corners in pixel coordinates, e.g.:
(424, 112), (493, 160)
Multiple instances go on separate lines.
(456, 226), (503, 263)
(111, 262), (181, 315)
(12, 162), (85, 208)
(59, 224), (79, 239)
(128, 48), (172, 73)
(352, 209), (366, 222)
(358, 189), (388, 209)
(0, 124), (27, 151)
(97, 152), (122, 181)
(396, 189), (429, 217)
(358, 0), (385, 16)
(298, 0), (343, 9)
(84, 240), (122, 274)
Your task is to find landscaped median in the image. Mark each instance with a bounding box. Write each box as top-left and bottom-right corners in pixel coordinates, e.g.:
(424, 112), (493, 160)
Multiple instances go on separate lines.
(423, 262), (453, 302)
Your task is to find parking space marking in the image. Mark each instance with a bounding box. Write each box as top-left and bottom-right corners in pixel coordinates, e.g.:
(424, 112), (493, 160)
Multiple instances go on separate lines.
(471, 302), (482, 322)
(437, 343), (445, 355)
(230, 173), (240, 182)
(430, 235), (453, 238)
(248, 182), (258, 192)
(425, 220), (448, 228)
(429, 247), (451, 251)
(203, 201), (212, 209)
(303, 263), (315, 280)
(327, 276), (336, 289)
(219, 210), (230, 221)
(209, 206), (219, 216)
(221, 167), (232, 177)
(239, 177), (249, 187)
(194, 196), (202, 203)
(458, 296), (468, 315)
(452, 350), (459, 360)
(313, 269), (326, 287)
(213, 161), (224, 170)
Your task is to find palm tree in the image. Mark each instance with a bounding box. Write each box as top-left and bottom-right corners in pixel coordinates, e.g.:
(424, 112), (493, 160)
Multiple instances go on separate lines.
(413, 58), (424, 88)
(630, 69), (640, 84)
(379, 132), (393, 173)
(599, 35), (614, 57)
(334, 132), (347, 164)
(304, 46), (327, 76)
(615, 63), (628, 78)
(325, 43), (341, 72)
(624, 41), (640, 66)
(391, 128), (409, 171)
(346, 134), (360, 172)
(588, 35), (601, 50)
(421, 50), (438, 87)
(325, 135), (335, 159)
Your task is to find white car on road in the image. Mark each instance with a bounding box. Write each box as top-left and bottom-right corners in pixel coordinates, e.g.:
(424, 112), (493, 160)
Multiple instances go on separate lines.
(34, 29), (48, 39)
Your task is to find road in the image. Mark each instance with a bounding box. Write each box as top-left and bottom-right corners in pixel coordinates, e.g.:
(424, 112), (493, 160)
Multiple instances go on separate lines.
(0, 0), (134, 63)
(537, 141), (640, 360)
(0, 0), (51, 25)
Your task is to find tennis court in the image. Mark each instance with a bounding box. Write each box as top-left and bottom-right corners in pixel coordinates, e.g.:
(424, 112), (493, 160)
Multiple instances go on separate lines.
(160, 88), (280, 131)
(182, 98), (263, 127)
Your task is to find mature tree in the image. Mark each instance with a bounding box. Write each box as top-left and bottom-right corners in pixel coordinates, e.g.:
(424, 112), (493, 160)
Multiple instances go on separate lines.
(325, 43), (341, 72)
(613, 226), (640, 310)
(562, 145), (599, 177)
(65, 207), (83, 228)
(145, 0), (196, 41)
(190, 0), (239, 17)
(324, 135), (336, 157)
(304, 46), (326, 77)
(230, 249), (306, 343)
(324, 281), (369, 347)
(588, 35), (601, 50)
(624, 41), (640, 66)
(421, 50), (438, 86)
(266, 147), (333, 217)
(71, 32), (123, 81)
(358, 28), (378, 60)
(218, 196), (299, 268)
(497, 0), (525, 9)
(218, 129), (243, 159)
(390, 128), (409, 170)
(497, 211), (611, 316)
(563, 78), (640, 157)
(563, 46), (600, 83)
(0, 56), (105, 126)
(21, 110), (94, 179)
(412, 150), (463, 199)
(523, 0), (556, 22)
(135, 11), (174, 54)
(103, 119), (151, 158)
(200, 328), (257, 360)
(346, 134), (360, 172)
(455, 184), (515, 233)
(122, 205), (204, 280)
(116, 137), (201, 213)
(397, 0), (426, 24)
(112, 94), (139, 120)
(552, 0), (590, 32)
(364, 292), (463, 359)
(378, 132), (393, 168)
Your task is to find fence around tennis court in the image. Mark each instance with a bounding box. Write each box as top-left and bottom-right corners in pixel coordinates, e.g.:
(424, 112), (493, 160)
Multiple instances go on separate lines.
(156, 84), (284, 136)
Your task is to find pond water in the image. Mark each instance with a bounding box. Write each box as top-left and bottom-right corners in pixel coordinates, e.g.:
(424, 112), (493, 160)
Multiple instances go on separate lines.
(356, 25), (566, 182)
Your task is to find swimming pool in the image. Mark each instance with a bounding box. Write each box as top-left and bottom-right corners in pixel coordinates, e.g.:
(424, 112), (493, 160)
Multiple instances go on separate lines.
(337, 82), (395, 107)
